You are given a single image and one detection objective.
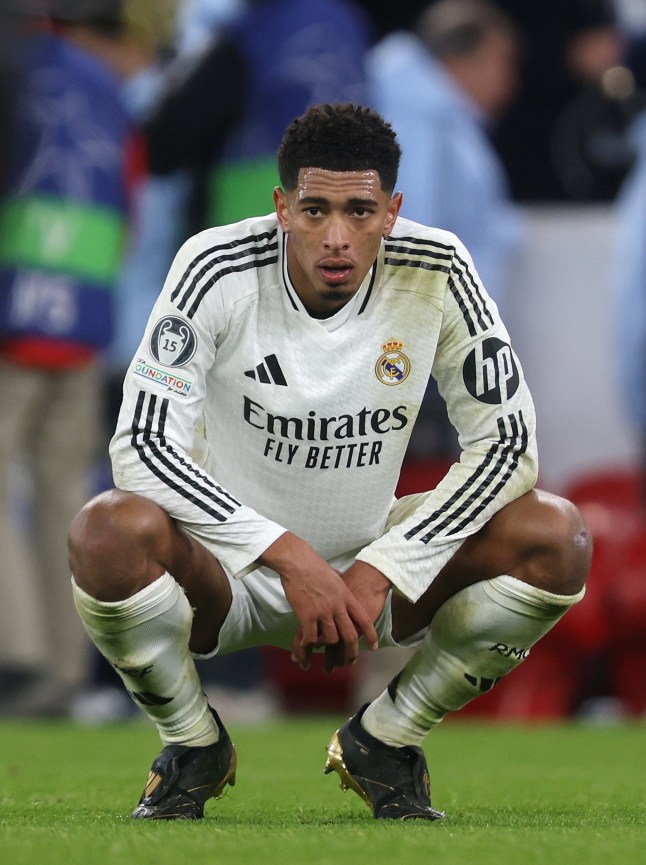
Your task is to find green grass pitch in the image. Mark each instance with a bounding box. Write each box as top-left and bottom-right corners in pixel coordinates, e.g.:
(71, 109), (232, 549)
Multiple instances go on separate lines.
(0, 715), (644, 865)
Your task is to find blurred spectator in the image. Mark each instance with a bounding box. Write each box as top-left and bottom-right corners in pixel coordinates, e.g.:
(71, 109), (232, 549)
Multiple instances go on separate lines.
(616, 5), (646, 442)
(144, 0), (371, 230)
(0, 0), (169, 716)
(493, 0), (642, 201)
(367, 0), (521, 306)
(615, 109), (646, 466)
(589, 10), (646, 714)
(108, 0), (246, 396)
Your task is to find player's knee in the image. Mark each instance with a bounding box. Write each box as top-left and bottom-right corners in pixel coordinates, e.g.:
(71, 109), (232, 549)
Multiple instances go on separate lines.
(520, 491), (592, 596)
(68, 489), (170, 600)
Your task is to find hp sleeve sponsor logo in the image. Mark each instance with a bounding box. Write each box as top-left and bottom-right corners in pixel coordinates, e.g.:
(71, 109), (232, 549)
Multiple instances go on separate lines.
(150, 316), (197, 367)
(462, 337), (520, 404)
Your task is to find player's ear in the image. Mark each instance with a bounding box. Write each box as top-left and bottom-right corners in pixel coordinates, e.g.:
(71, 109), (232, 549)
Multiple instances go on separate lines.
(274, 186), (290, 232)
(383, 191), (402, 237)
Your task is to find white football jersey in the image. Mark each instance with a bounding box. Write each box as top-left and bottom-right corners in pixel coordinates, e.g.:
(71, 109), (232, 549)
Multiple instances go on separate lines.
(111, 213), (537, 602)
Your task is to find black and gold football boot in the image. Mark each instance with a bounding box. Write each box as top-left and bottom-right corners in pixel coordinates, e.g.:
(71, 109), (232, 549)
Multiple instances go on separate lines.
(132, 707), (236, 819)
(324, 703), (445, 820)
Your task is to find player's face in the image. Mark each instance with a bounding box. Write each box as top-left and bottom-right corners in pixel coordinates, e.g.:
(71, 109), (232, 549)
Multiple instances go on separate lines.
(274, 168), (402, 316)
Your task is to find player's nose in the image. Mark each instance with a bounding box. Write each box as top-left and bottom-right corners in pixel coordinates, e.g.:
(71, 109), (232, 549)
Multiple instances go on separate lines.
(323, 216), (350, 250)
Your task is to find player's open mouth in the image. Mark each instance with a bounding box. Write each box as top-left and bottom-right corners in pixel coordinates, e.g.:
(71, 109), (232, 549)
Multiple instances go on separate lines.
(319, 264), (353, 284)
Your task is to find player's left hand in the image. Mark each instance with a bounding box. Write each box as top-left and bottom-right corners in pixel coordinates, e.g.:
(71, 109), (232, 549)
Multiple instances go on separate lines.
(323, 561), (391, 673)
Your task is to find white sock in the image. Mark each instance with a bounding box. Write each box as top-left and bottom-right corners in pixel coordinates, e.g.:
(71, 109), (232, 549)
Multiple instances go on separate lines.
(72, 572), (218, 747)
(362, 575), (585, 747)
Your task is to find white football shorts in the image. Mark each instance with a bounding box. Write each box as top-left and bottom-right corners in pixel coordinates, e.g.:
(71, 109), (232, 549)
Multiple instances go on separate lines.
(188, 492), (432, 659)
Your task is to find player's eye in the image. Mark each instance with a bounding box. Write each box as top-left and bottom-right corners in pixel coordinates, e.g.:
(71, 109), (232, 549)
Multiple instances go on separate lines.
(353, 207), (372, 218)
(303, 206), (322, 216)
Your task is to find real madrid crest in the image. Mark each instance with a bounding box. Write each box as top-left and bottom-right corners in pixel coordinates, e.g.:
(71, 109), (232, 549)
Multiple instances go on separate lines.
(375, 338), (411, 386)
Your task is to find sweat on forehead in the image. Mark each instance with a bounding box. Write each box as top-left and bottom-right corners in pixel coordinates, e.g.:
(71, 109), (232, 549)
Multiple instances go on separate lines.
(293, 167), (382, 195)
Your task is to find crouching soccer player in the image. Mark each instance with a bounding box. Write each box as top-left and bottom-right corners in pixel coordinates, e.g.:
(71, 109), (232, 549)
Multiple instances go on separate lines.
(68, 103), (591, 821)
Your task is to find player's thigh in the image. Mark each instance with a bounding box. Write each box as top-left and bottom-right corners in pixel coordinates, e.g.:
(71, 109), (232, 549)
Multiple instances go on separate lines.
(389, 489), (590, 641)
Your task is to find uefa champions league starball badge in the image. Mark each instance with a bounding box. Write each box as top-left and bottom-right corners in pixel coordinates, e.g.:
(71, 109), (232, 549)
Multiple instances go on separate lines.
(375, 338), (411, 386)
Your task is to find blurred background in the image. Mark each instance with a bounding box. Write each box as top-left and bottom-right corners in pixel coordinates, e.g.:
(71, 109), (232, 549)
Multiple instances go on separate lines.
(0, 0), (645, 727)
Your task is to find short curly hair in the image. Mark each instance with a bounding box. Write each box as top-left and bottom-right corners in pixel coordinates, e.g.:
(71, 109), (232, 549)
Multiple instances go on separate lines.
(277, 103), (401, 193)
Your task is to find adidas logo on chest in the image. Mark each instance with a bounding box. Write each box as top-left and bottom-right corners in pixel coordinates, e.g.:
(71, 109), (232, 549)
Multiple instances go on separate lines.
(244, 353), (288, 386)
